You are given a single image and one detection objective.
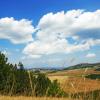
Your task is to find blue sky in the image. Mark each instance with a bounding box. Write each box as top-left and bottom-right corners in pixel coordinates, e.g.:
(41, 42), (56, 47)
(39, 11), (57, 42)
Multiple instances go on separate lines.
(0, 0), (100, 68)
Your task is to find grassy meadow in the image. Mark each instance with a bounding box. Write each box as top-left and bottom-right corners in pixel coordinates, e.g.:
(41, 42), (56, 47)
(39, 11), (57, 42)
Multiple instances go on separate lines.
(48, 68), (100, 99)
(1, 68), (100, 100)
(0, 96), (71, 100)
(48, 68), (100, 92)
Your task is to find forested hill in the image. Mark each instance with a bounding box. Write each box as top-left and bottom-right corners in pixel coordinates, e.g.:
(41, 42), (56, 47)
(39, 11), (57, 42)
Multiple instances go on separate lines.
(64, 63), (100, 70)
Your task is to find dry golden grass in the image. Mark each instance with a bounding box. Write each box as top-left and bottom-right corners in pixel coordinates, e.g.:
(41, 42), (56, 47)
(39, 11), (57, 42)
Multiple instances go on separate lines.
(48, 68), (100, 93)
(1, 69), (100, 100)
(49, 75), (68, 83)
(61, 77), (100, 93)
(48, 68), (100, 77)
(0, 96), (71, 100)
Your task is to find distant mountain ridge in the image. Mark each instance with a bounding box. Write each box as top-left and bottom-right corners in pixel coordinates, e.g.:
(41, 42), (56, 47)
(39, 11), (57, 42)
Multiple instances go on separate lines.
(64, 62), (100, 70)
(27, 67), (60, 72)
(27, 62), (100, 72)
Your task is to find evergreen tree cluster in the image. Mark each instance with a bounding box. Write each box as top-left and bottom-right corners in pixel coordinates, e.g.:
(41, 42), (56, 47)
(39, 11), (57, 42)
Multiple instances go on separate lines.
(0, 52), (66, 97)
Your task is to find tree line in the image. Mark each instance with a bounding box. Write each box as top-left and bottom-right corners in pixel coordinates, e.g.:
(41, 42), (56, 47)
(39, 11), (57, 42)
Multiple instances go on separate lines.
(0, 52), (66, 97)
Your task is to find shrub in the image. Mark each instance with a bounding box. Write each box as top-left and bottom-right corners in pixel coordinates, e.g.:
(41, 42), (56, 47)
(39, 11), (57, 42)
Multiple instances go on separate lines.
(85, 74), (100, 80)
(47, 80), (67, 97)
(0, 52), (66, 97)
(34, 73), (51, 96)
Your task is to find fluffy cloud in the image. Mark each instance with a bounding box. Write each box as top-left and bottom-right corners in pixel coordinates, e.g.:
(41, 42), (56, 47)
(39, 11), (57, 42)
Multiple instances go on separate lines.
(23, 38), (100, 58)
(36, 9), (100, 41)
(36, 10), (83, 41)
(23, 9), (100, 58)
(86, 53), (96, 58)
(0, 17), (35, 44)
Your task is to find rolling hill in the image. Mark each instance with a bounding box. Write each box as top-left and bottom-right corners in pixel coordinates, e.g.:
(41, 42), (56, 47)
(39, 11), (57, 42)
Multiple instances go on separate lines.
(63, 63), (100, 70)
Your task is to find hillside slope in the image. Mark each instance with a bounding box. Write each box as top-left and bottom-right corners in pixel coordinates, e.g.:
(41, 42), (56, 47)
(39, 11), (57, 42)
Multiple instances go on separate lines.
(64, 63), (100, 70)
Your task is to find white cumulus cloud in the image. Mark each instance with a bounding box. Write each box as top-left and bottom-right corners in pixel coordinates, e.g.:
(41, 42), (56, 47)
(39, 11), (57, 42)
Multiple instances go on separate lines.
(0, 17), (35, 44)
(23, 9), (100, 58)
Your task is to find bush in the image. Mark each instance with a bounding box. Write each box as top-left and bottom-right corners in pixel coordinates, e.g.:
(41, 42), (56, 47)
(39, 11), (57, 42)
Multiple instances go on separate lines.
(47, 80), (67, 97)
(85, 74), (100, 80)
(0, 52), (66, 97)
(34, 73), (51, 96)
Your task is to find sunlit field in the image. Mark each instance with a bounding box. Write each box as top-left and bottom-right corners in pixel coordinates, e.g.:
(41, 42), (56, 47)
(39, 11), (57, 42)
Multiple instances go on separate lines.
(47, 68), (100, 99)
(48, 69), (100, 92)
(0, 96), (71, 100)
(1, 68), (100, 100)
